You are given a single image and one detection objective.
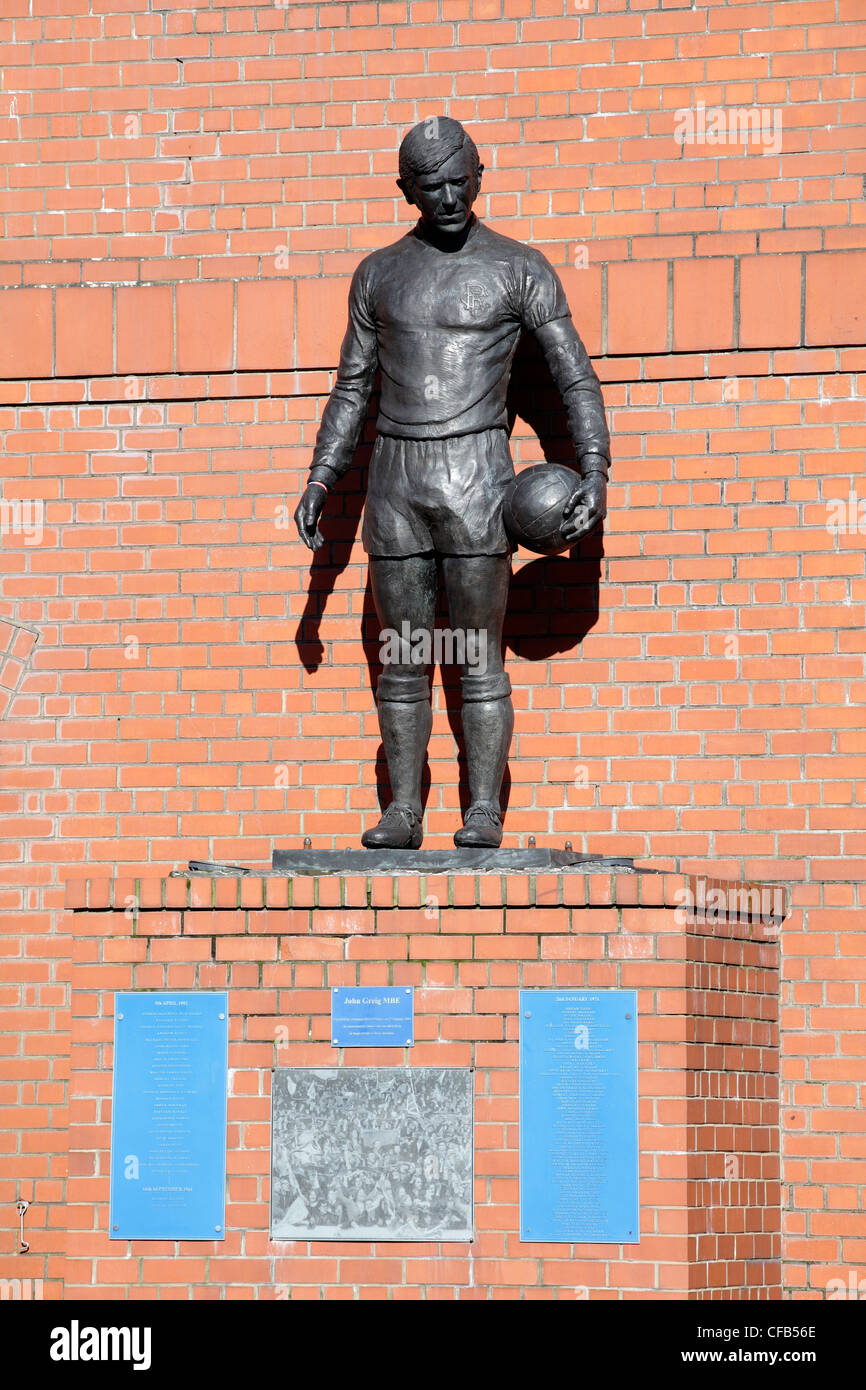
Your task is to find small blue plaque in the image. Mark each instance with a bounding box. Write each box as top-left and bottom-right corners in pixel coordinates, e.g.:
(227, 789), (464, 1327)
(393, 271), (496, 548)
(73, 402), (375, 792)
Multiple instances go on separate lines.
(520, 989), (638, 1244)
(110, 992), (228, 1240)
(331, 987), (414, 1048)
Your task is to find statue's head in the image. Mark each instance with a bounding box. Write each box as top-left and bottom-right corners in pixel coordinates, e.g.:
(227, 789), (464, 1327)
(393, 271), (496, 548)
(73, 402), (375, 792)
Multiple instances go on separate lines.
(397, 116), (483, 236)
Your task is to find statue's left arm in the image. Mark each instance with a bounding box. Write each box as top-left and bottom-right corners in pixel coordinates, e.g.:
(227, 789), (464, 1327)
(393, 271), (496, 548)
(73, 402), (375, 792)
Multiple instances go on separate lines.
(520, 249), (611, 542)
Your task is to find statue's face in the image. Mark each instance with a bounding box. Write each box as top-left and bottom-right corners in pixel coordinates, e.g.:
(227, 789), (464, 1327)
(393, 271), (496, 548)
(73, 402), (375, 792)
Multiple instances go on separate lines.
(402, 145), (480, 235)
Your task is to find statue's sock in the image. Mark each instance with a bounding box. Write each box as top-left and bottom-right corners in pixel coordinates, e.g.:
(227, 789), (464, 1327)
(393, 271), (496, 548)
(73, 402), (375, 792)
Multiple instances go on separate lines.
(378, 697), (432, 817)
(460, 695), (514, 812)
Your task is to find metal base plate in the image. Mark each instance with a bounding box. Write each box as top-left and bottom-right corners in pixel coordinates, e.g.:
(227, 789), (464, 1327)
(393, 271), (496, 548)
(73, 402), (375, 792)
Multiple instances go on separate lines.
(271, 847), (636, 875)
(183, 848), (640, 876)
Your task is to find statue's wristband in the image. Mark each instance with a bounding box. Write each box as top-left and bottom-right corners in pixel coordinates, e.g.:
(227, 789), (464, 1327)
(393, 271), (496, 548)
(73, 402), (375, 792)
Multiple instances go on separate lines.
(579, 455), (610, 479)
(308, 465), (338, 489)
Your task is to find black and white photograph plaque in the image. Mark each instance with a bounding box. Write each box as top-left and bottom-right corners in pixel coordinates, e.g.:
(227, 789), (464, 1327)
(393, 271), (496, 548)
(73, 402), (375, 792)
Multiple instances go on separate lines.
(270, 1067), (474, 1241)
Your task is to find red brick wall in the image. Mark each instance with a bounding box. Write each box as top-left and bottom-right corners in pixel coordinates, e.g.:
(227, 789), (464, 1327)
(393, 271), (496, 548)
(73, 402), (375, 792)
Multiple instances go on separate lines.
(3, 350), (864, 874)
(1, 0), (864, 292)
(1, 0), (864, 1300)
(60, 870), (779, 1300)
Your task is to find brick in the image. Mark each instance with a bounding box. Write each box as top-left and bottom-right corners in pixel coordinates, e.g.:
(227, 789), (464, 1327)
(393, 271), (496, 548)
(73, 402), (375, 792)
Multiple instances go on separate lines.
(295, 276), (352, 369)
(806, 250), (866, 346)
(237, 279), (295, 371)
(176, 281), (234, 372)
(673, 258), (735, 351)
(0, 288), (52, 377)
(116, 286), (173, 375)
(739, 255), (802, 350)
(55, 287), (114, 377)
(608, 259), (668, 355)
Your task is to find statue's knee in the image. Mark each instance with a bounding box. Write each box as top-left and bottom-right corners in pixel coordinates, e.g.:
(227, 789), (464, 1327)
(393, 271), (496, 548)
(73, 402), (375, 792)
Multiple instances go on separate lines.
(377, 665), (430, 704)
(461, 670), (512, 703)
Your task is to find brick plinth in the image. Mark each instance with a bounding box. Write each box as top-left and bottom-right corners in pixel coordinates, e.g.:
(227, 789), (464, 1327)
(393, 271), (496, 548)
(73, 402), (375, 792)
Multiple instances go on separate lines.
(61, 869), (780, 1300)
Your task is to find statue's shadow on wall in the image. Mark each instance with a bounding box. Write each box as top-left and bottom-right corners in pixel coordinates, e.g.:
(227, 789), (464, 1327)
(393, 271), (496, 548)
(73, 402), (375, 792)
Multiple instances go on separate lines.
(293, 332), (603, 821)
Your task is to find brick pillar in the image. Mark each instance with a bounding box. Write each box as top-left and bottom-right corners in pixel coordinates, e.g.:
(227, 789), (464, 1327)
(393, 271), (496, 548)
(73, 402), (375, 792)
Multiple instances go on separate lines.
(61, 868), (780, 1300)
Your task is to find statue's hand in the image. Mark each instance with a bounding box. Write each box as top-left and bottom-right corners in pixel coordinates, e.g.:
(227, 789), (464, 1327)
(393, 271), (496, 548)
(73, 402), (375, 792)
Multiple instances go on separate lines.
(561, 473), (607, 544)
(294, 484), (327, 551)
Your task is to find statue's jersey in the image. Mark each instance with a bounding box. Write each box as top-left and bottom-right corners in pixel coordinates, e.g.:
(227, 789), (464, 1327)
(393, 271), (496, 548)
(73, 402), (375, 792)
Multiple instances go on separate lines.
(362, 218), (567, 437)
(309, 217), (607, 478)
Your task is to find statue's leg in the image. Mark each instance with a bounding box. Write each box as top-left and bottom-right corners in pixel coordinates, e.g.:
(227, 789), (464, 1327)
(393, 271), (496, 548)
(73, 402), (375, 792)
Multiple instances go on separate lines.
(441, 553), (513, 847)
(362, 553), (438, 848)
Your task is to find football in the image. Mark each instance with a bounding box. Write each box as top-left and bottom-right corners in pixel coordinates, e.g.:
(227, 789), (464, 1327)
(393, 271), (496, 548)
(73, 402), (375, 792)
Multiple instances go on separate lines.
(502, 463), (581, 555)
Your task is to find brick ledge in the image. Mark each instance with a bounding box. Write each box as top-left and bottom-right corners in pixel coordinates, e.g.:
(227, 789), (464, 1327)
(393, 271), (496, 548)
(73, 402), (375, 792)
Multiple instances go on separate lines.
(63, 868), (789, 935)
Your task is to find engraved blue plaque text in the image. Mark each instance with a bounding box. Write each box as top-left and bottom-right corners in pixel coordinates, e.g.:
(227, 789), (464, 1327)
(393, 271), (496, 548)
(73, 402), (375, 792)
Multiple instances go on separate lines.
(520, 989), (638, 1243)
(109, 992), (228, 1240)
(331, 987), (414, 1047)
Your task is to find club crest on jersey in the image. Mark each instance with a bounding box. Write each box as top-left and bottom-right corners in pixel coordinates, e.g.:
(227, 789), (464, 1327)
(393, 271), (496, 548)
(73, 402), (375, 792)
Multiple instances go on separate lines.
(458, 280), (490, 318)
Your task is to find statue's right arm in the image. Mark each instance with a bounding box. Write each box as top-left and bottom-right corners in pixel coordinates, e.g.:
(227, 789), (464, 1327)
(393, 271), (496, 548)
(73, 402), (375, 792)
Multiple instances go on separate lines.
(295, 265), (379, 551)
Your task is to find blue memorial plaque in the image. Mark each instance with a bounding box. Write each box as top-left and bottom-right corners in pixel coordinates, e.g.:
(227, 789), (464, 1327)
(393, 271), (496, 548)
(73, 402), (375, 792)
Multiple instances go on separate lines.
(331, 987), (414, 1047)
(520, 989), (638, 1243)
(109, 992), (228, 1240)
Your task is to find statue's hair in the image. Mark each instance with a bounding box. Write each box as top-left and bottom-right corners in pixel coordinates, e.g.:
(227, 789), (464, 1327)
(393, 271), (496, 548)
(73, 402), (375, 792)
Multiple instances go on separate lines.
(398, 116), (482, 186)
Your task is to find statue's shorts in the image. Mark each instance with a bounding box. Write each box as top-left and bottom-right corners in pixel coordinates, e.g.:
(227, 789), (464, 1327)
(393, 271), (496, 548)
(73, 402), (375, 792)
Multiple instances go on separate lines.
(361, 427), (515, 557)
